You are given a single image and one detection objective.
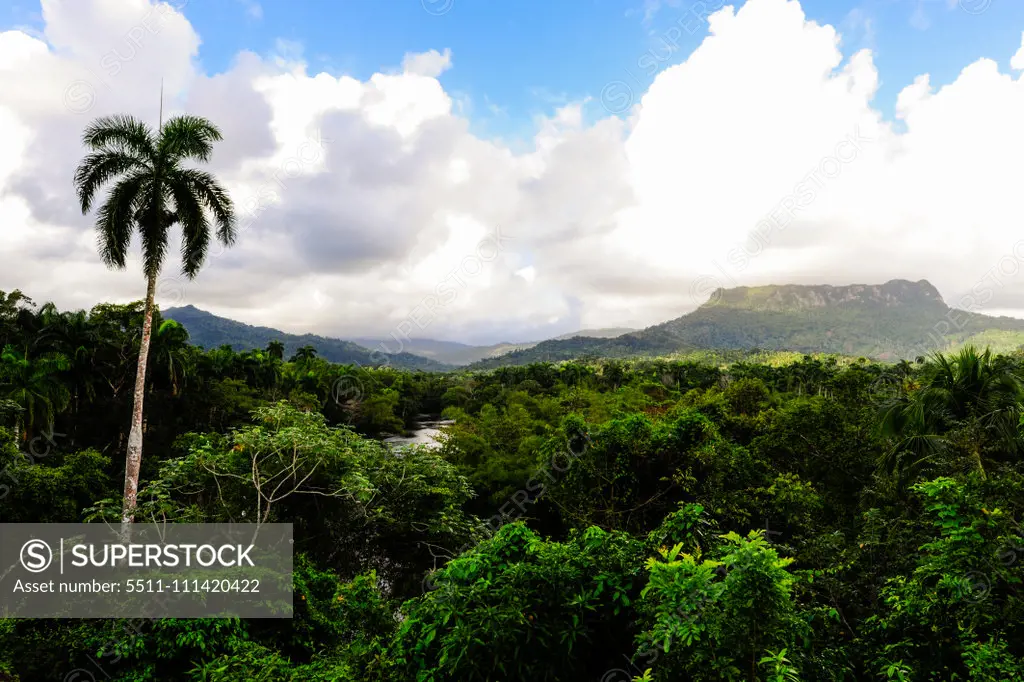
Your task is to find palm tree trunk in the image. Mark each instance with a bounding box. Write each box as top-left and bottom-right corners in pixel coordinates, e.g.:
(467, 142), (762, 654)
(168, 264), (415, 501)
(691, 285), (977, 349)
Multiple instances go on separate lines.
(973, 444), (986, 480)
(122, 271), (157, 525)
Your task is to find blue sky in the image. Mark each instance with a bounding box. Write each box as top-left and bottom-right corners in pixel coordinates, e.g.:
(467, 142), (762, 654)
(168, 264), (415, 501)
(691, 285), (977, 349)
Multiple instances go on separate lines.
(8, 0), (1024, 139)
(13, 0), (1024, 135)
(188, 0), (1024, 134)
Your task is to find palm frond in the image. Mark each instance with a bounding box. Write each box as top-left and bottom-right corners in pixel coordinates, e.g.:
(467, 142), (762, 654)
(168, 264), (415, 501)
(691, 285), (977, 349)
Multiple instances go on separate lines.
(79, 112), (235, 283)
(879, 434), (948, 477)
(174, 167), (236, 247)
(73, 150), (150, 214)
(81, 114), (156, 159)
(157, 319), (189, 343)
(93, 172), (150, 269)
(876, 397), (910, 439)
(166, 171), (211, 278)
(158, 115), (223, 163)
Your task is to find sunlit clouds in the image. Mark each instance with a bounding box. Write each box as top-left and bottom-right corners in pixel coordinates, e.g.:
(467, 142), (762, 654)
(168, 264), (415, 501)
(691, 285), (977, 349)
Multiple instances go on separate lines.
(4, 0), (1024, 342)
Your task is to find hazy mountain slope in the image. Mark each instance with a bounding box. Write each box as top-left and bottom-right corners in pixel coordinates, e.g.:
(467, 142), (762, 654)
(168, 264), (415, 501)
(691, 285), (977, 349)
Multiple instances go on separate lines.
(549, 327), (638, 341)
(350, 337), (534, 366)
(468, 279), (1024, 368)
(164, 306), (451, 371)
(351, 329), (639, 365)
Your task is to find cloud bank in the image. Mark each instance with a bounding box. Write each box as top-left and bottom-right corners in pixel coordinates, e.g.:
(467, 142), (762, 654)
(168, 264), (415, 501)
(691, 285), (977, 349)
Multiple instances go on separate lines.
(3, 0), (1024, 344)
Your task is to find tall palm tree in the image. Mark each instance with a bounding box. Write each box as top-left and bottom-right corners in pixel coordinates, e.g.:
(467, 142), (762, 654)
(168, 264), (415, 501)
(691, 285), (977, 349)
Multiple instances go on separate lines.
(0, 290), (33, 348)
(0, 346), (71, 442)
(291, 345), (318, 364)
(266, 340), (285, 361)
(877, 346), (1024, 481)
(73, 113), (236, 523)
(34, 306), (99, 420)
(150, 319), (193, 396)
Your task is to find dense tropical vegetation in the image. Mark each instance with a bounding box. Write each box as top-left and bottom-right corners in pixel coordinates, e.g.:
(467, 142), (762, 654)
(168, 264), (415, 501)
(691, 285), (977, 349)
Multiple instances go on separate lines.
(5, 111), (1024, 679)
(2, 286), (1024, 680)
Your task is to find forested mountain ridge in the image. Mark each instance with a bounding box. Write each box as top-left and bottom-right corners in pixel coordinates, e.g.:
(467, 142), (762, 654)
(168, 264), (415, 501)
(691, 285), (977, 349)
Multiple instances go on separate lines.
(164, 305), (452, 371)
(351, 329), (638, 365)
(707, 278), (948, 311)
(470, 279), (1024, 368)
(167, 304), (639, 367)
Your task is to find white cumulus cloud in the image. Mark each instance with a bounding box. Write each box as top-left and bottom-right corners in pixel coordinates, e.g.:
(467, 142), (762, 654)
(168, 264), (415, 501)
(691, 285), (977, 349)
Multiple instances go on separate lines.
(2, 0), (1024, 345)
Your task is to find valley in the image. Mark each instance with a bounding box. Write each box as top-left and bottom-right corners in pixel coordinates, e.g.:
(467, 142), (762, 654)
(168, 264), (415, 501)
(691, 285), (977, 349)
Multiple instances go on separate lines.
(166, 279), (1024, 371)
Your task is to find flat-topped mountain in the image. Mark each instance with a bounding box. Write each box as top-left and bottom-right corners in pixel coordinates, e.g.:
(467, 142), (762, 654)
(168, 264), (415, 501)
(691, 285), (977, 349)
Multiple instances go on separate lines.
(710, 279), (946, 311)
(469, 279), (1024, 368)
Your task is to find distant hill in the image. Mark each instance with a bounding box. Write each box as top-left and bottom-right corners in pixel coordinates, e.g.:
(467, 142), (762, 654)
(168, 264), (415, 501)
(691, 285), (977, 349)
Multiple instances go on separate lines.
(549, 327), (638, 341)
(350, 337), (532, 366)
(468, 279), (1024, 368)
(163, 305), (451, 371)
(351, 328), (639, 366)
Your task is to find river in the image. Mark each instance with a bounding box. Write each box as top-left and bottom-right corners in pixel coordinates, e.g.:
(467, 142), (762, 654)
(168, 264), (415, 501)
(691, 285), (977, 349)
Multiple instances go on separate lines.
(382, 417), (453, 450)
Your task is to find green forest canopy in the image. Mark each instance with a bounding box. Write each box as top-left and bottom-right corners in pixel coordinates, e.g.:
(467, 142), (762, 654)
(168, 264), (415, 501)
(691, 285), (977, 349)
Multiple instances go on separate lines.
(2, 291), (1024, 680)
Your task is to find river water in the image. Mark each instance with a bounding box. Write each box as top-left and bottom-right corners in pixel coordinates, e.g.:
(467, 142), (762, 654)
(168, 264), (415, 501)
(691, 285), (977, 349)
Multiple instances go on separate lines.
(382, 417), (453, 450)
